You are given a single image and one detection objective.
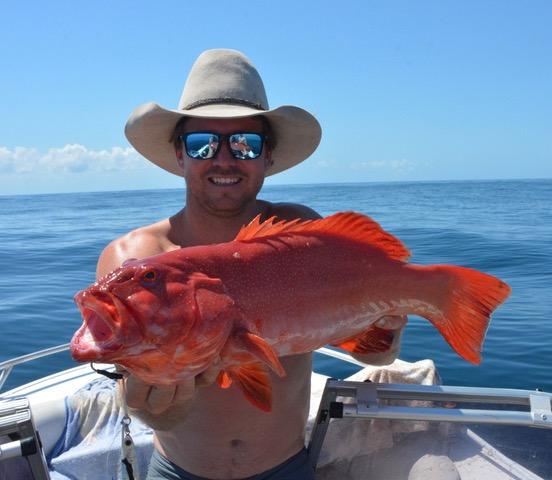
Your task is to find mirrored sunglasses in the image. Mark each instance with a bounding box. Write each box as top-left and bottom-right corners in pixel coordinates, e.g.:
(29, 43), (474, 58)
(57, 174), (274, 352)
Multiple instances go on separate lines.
(181, 132), (266, 160)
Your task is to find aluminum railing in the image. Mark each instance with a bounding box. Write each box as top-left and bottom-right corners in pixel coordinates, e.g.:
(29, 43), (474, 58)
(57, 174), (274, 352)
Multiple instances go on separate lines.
(0, 344), (70, 392)
(307, 378), (552, 468)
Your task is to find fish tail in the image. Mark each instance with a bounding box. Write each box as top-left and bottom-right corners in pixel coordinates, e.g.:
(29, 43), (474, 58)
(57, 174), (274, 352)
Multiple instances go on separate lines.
(417, 265), (511, 364)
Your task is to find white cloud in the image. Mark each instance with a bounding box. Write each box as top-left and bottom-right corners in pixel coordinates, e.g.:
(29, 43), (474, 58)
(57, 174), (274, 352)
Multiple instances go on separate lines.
(351, 158), (415, 174)
(315, 159), (335, 168)
(0, 144), (145, 174)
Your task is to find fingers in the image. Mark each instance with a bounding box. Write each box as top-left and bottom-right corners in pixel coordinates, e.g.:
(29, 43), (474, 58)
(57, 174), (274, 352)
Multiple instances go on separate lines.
(195, 362), (222, 388)
(122, 374), (197, 415)
(171, 378), (197, 406)
(376, 315), (408, 331)
(145, 385), (180, 414)
(115, 364), (130, 376)
(123, 375), (153, 410)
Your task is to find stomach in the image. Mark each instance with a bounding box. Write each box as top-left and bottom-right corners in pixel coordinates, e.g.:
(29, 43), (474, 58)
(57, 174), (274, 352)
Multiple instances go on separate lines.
(155, 353), (312, 478)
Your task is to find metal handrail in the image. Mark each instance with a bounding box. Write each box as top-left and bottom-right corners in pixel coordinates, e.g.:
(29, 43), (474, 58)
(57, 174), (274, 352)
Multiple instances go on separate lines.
(0, 344), (362, 393)
(307, 378), (552, 468)
(0, 343), (365, 391)
(0, 343), (70, 392)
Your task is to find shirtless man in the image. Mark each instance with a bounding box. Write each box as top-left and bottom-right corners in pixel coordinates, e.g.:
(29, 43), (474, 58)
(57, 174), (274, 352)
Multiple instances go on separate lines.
(97, 49), (406, 479)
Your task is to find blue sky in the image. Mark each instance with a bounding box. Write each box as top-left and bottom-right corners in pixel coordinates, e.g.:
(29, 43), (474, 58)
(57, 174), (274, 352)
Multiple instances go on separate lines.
(1, 1), (550, 195)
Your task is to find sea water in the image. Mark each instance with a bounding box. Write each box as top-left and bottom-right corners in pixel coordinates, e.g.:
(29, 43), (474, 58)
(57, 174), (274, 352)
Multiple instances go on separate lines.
(0, 179), (551, 393)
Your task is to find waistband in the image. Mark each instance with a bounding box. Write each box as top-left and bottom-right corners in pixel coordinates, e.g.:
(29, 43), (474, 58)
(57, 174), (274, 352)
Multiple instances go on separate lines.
(146, 447), (314, 480)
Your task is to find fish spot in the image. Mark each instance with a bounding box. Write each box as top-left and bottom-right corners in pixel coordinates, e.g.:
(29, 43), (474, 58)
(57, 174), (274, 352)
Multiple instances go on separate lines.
(233, 251), (241, 259)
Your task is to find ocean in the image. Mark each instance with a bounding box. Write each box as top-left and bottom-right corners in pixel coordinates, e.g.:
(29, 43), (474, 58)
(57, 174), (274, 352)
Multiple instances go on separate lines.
(1, 179), (551, 394)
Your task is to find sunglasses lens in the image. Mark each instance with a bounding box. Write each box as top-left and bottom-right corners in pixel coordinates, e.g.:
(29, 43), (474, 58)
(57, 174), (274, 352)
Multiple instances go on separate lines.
(229, 133), (263, 159)
(185, 133), (219, 159)
(183, 133), (264, 160)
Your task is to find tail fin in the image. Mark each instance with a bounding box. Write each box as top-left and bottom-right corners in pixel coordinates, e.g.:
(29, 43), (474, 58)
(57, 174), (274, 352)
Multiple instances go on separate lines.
(419, 265), (511, 364)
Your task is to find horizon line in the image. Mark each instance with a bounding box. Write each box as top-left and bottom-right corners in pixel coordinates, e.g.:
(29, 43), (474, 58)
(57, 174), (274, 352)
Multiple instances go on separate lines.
(1, 177), (550, 199)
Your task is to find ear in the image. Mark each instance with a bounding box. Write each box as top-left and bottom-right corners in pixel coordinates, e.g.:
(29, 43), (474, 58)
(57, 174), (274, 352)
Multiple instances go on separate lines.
(176, 148), (185, 169)
(264, 149), (274, 169)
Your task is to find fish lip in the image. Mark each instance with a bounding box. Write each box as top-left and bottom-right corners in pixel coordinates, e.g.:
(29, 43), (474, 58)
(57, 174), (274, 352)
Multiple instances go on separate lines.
(71, 291), (122, 361)
(76, 292), (117, 333)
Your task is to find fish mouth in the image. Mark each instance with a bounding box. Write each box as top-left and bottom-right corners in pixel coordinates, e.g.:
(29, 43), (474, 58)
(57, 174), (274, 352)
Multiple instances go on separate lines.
(71, 291), (122, 362)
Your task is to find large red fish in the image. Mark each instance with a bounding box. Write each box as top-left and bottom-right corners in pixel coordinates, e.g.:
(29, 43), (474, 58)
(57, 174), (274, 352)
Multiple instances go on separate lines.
(71, 212), (511, 411)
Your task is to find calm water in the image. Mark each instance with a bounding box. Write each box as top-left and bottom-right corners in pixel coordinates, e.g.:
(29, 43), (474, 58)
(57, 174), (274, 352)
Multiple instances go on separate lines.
(1, 180), (551, 393)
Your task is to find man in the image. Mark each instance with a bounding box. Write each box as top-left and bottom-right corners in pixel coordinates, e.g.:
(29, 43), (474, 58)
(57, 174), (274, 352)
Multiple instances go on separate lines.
(98, 49), (406, 479)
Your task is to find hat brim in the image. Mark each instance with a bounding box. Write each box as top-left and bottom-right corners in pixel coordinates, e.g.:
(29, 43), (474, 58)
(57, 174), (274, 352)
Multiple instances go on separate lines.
(124, 102), (321, 177)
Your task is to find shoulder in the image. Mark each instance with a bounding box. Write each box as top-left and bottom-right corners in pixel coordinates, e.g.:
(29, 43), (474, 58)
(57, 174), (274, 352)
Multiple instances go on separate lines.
(96, 219), (171, 279)
(266, 202), (322, 221)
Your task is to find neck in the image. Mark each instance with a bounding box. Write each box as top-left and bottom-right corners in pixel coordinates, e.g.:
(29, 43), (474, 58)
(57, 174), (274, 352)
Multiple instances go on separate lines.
(169, 200), (270, 247)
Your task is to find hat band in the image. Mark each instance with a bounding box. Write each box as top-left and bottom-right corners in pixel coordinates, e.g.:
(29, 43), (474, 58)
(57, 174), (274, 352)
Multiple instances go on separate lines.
(183, 97), (268, 111)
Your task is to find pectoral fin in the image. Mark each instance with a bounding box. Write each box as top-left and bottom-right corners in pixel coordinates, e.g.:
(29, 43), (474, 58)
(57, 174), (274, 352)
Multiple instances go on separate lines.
(235, 330), (286, 377)
(334, 324), (395, 354)
(226, 363), (273, 412)
(216, 370), (233, 388)
(215, 329), (284, 411)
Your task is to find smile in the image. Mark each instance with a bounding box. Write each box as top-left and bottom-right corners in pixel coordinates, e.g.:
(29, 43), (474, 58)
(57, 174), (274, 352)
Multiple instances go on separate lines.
(209, 176), (242, 186)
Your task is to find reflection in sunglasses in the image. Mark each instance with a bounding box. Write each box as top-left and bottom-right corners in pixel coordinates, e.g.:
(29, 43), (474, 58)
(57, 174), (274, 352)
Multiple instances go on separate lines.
(182, 132), (265, 160)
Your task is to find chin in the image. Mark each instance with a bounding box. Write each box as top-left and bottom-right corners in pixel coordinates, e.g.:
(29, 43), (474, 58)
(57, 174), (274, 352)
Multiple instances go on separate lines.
(206, 202), (251, 218)
(207, 193), (262, 215)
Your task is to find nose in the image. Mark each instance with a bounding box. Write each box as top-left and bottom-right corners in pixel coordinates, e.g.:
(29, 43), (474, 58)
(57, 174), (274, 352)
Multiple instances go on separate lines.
(211, 139), (237, 167)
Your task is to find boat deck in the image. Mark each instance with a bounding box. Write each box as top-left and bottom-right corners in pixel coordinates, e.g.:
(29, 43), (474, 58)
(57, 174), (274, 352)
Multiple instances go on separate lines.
(1, 349), (551, 479)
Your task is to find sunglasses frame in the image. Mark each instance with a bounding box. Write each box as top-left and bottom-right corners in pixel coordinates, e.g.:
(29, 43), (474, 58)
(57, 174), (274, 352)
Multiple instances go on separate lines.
(180, 132), (267, 160)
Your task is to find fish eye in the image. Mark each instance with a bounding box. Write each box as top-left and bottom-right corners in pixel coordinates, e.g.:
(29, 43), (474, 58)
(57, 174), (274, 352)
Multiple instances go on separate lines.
(140, 268), (159, 286)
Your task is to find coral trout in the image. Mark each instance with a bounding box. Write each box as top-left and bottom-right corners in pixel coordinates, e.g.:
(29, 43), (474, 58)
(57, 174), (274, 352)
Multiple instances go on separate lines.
(71, 212), (511, 411)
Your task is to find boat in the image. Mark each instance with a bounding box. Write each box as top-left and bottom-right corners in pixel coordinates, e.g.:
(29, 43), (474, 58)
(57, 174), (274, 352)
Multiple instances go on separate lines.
(1, 344), (551, 480)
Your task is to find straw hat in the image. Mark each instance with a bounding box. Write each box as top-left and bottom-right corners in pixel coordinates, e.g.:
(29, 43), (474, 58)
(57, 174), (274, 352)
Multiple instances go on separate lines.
(125, 49), (322, 177)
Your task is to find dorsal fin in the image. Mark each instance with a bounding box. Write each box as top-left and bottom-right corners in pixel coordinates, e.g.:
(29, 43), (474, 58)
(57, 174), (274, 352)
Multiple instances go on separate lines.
(234, 215), (305, 241)
(235, 212), (410, 261)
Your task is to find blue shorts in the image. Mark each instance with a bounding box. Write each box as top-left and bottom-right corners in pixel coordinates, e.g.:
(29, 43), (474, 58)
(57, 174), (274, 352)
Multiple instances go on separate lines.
(146, 448), (315, 480)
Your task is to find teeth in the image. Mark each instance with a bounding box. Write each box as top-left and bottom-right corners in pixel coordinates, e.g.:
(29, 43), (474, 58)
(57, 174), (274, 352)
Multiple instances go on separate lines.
(211, 177), (240, 185)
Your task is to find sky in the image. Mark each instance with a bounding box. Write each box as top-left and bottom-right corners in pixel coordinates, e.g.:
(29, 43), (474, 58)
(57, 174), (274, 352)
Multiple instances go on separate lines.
(1, 0), (551, 195)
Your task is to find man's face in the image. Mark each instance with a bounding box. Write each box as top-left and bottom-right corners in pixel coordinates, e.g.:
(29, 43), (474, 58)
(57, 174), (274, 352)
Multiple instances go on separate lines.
(176, 116), (272, 217)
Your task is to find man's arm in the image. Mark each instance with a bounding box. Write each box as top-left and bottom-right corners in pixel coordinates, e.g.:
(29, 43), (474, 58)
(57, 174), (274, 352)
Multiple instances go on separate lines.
(96, 234), (207, 430)
(269, 203), (407, 366)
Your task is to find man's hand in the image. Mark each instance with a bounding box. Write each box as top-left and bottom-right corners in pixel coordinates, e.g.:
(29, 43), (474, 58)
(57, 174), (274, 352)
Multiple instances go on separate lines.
(124, 375), (196, 415)
(117, 363), (221, 429)
(375, 314), (407, 331)
(351, 315), (407, 366)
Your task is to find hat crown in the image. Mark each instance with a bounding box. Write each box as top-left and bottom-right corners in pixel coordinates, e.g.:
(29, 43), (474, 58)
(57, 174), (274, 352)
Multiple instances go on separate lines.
(178, 49), (269, 112)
